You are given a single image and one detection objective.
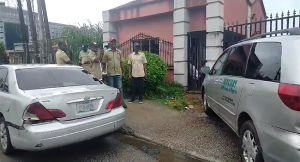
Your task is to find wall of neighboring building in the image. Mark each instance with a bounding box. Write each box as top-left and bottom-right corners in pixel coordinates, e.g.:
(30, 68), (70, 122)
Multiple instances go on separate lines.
(223, 0), (266, 36)
(251, 0), (265, 19)
(224, 0), (248, 26)
(0, 21), (4, 44)
(117, 13), (173, 43)
(251, 0), (266, 33)
(0, 5), (70, 49)
(189, 7), (206, 32)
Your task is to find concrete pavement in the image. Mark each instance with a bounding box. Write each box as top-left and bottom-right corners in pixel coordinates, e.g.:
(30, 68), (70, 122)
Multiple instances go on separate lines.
(0, 136), (157, 162)
(123, 99), (240, 162)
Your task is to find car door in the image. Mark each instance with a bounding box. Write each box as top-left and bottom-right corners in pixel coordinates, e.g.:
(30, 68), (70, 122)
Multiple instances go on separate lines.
(0, 67), (10, 114)
(217, 44), (252, 130)
(205, 49), (231, 114)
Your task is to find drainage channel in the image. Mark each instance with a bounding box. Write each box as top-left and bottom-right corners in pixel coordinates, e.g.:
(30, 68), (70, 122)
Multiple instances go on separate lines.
(112, 133), (206, 162)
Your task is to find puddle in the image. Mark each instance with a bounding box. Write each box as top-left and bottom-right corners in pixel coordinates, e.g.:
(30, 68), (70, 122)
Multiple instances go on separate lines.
(112, 133), (206, 162)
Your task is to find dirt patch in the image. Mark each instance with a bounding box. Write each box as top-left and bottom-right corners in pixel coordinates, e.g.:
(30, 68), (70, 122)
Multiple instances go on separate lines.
(184, 93), (205, 112)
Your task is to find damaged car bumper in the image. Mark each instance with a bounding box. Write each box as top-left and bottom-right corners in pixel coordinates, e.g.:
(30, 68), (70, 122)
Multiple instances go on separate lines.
(9, 107), (125, 151)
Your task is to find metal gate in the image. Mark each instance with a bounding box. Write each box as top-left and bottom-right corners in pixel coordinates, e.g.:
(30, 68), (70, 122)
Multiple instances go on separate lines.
(187, 30), (206, 91)
(223, 10), (300, 48)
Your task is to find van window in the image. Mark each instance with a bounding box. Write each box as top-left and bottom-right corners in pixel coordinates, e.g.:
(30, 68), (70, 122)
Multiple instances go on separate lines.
(210, 49), (231, 75)
(245, 42), (281, 82)
(222, 45), (252, 77)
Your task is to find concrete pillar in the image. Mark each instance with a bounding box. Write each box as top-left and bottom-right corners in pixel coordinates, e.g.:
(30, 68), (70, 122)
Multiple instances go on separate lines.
(173, 0), (190, 86)
(247, 2), (251, 37)
(206, 0), (224, 68)
(102, 11), (117, 44)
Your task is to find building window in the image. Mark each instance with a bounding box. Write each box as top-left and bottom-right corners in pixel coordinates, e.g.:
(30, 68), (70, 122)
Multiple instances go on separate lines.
(132, 38), (159, 54)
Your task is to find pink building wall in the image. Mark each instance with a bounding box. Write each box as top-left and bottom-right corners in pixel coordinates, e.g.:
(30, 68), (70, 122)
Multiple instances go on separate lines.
(189, 8), (206, 32)
(117, 13), (173, 44)
(107, 0), (266, 81)
(114, 0), (266, 43)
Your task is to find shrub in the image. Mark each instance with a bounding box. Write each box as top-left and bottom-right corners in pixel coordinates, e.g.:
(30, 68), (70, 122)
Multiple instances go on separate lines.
(54, 21), (103, 65)
(156, 81), (187, 111)
(122, 51), (187, 110)
(123, 51), (167, 96)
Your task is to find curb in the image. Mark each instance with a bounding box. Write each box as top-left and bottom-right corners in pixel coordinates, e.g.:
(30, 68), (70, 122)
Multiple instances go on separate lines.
(120, 127), (222, 162)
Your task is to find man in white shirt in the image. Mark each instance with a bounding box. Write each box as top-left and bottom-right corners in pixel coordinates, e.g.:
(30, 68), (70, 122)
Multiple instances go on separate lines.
(128, 43), (147, 104)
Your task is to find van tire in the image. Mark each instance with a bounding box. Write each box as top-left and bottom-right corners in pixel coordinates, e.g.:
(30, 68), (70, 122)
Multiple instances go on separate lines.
(202, 90), (214, 115)
(239, 121), (264, 162)
(0, 117), (14, 155)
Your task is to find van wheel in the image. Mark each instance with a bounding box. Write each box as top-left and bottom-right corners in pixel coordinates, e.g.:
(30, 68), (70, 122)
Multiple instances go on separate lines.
(239, 121), (264, 162)
(202, 90), (214, 115)
(0, 117), (14, 155)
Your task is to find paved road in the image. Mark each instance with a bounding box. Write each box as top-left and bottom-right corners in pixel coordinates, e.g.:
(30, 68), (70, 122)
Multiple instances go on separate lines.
(0, 136), (157, 162)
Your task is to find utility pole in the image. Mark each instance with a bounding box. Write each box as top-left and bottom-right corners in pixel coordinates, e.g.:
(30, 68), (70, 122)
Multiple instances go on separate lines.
(40, 0), (54, 63)
(26, 0), (39, 63)
(37, 0), (46, 62)
(16, 0), (30, 63)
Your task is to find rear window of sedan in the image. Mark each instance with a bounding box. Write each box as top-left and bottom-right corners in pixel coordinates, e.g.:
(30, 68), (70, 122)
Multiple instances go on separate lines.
(15, 67), (102, 90)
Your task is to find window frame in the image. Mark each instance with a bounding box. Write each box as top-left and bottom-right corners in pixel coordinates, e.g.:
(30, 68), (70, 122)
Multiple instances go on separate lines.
(220, 43), (254, 78)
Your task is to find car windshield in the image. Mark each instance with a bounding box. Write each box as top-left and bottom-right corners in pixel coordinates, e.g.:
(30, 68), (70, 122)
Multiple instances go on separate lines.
(15, 67), (102, 90)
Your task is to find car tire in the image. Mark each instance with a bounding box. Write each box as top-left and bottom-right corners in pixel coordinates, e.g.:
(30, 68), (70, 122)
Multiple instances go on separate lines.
(202, 90), (214, 115)
(0, 116), (14, 155)
(239, 120), (264, 162)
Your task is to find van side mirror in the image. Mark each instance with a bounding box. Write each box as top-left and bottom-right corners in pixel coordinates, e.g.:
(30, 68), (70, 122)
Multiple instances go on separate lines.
(200, 66), (210, 74)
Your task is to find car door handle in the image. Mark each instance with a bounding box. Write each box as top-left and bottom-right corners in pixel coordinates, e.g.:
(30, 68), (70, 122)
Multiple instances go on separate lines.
(215, 79), (223, 83)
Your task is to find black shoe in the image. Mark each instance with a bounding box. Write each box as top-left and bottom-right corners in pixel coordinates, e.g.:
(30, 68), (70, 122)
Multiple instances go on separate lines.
(139, 100), (143, 104)
(128, 100), (135, 103)
(123, 103), (127, 108)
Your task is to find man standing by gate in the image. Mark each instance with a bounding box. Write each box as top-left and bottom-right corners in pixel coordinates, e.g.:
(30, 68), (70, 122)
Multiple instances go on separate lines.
(128, 43), (147, 104)
(102, 38), (127, 108)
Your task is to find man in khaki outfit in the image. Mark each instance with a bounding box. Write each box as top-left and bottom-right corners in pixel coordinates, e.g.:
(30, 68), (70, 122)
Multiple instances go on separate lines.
(89, 42), (102, 80)
(102, 38), (127, 108)
(55, 42), (72, 65)
(79, 44), (91, 72)
(128, 43), (147, 104)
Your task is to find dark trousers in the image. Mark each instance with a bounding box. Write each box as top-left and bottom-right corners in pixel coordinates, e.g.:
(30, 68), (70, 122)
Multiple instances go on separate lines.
(131, 77), (144, 101)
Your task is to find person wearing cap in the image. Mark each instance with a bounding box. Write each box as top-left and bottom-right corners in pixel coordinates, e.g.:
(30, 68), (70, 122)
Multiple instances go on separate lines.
(103, 43), (109, 52)
(52, 44), (59, 53)
(102, 38), (127, 108)
(79, 44), (91, 71)
(89, 42), (102, 80)
(55, 41), (73, 65)
(128, 43), (147, 104)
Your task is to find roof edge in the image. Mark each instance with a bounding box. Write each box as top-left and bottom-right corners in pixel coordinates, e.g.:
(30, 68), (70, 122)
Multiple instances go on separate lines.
(109, 0), (169, 11)
(247, 0), (267, 19)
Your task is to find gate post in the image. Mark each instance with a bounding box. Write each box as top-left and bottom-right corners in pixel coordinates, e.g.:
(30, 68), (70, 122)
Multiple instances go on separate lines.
(102, 10), (118, 44)
(206, 0), (224, 68)
(173, 0), (190, 87)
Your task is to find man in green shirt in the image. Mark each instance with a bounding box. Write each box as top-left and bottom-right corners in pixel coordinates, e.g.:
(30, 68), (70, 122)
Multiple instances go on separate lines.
(102, 38), (127, 108)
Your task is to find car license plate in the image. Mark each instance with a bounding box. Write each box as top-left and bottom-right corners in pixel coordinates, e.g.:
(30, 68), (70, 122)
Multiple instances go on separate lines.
(76, 102), (95, 113)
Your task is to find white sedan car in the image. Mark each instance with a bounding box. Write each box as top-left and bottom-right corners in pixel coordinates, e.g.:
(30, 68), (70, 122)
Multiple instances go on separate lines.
(0, 64), (126, 154)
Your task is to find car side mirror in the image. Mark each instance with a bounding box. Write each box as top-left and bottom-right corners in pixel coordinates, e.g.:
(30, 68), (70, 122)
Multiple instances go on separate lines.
(201, 66), (210, 74)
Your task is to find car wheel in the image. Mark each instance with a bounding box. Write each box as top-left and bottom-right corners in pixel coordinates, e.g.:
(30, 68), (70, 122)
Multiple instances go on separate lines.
(0, 116), (14, 155)
(239, 121), (264, 162)
(202, 90), (214, 115)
